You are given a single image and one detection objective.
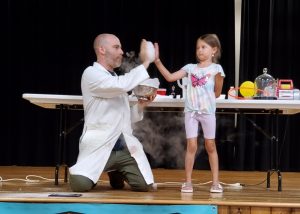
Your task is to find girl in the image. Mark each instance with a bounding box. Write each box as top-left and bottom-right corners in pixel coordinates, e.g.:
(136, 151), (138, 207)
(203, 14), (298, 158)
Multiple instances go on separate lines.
(154, 34), (225, 193)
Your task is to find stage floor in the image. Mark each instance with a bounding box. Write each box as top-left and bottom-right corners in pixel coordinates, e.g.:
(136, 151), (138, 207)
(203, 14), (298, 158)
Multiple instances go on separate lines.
(0, 166), (300, 212)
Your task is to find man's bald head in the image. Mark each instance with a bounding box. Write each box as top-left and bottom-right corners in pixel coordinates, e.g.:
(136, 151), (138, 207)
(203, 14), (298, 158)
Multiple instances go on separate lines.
(93, 33), (117, 52)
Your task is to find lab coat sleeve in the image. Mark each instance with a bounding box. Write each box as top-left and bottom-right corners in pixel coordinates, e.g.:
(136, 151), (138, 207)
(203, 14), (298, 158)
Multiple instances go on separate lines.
(83, 65), (150, 98)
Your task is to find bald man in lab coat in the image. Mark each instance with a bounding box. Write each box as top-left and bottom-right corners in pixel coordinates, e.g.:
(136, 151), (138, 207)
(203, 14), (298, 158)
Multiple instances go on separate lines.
(69, 33), (156, 192)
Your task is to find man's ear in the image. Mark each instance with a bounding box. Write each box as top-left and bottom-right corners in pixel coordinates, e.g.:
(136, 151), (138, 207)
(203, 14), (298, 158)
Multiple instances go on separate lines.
(98, 46), (105, 54)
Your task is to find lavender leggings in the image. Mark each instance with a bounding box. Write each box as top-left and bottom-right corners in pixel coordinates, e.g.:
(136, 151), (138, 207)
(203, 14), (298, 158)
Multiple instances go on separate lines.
(184, 112), (216, 139)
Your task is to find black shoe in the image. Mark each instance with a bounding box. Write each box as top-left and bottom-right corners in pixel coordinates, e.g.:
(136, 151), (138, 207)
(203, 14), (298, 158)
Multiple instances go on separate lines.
(107, 170), (125, 189)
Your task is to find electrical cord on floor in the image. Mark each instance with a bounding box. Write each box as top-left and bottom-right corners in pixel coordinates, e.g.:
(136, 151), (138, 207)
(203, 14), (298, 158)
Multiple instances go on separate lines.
(240, 171), (275, 187)
(0, 175), (64, 183)
(154, 180), (243, 189)
(194, 181), (243, 189)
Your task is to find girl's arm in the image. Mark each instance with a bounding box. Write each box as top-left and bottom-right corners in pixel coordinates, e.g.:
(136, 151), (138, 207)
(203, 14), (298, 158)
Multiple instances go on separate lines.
(214, 73), (224, 98)
(154, 43), (186, 82)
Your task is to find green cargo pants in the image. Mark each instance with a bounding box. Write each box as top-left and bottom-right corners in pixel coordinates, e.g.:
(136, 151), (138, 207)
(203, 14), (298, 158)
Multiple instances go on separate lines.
(69, 148), (152, 192)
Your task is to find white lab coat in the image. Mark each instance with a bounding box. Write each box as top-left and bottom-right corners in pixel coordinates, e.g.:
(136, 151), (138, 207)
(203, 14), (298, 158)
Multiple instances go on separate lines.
(69, 62), (154, 184)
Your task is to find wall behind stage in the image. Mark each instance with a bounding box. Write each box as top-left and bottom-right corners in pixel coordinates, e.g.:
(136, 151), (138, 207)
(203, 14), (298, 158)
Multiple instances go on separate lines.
(5, 0), (300, 172)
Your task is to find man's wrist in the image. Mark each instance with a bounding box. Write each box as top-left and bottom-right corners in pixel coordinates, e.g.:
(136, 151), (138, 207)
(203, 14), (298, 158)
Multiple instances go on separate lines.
(142, 61), (150, 69)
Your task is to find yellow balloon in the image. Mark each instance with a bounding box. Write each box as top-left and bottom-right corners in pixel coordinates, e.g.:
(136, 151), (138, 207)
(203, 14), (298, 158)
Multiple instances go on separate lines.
(240, 81), (255, 97)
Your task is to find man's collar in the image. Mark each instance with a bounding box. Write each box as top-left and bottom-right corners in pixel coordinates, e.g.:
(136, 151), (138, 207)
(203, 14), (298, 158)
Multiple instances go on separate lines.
(93, 62), (112, 75)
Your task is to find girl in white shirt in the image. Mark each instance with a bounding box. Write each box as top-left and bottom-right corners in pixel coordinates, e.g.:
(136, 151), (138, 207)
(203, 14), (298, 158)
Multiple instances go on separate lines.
(154, 34), (225, 193)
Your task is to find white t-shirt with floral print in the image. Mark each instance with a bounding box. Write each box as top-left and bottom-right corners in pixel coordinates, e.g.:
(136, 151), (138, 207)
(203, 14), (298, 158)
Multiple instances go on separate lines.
(181, 63), (225, 114)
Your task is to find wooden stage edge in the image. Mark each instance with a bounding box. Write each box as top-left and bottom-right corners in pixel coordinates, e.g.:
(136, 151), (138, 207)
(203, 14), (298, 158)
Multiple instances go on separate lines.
(1, 166), (300, 213)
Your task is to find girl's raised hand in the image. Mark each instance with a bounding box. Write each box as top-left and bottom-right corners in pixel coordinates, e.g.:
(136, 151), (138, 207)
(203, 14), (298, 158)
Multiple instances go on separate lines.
(154, 42), (160, 63)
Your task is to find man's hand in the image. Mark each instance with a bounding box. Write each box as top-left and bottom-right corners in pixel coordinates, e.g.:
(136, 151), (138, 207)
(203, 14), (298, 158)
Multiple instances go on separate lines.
(139, 39), (155, 69)
(137, 91), (157, 111)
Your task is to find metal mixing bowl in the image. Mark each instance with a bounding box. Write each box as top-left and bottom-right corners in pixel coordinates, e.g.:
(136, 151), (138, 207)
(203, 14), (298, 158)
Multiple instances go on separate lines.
(133, 85), (157, 100)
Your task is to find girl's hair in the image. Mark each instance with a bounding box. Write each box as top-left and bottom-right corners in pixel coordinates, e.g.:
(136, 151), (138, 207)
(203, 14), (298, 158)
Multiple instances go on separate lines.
(197, 34), (222, 63)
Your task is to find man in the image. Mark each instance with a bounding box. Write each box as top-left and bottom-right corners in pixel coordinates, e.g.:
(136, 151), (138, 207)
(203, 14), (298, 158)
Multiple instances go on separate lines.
(69, 33), (156, 192)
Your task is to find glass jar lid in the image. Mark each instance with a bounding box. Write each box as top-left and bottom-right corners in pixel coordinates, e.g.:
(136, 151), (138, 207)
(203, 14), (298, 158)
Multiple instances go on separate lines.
(254, 68), (277, 99)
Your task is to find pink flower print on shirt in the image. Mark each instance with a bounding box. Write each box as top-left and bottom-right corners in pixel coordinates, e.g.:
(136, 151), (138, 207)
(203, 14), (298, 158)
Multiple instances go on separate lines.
(191, 73), (211, 87)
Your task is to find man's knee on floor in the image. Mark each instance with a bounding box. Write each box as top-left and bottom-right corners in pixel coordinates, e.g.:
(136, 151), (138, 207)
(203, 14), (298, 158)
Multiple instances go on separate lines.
(69, 174), (94, 192)
(130, 183), (152, 192)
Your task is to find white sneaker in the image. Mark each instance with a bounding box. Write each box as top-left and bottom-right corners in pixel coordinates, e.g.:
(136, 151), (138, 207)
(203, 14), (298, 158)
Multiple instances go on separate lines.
(210, 183), (223, 193)
(181, 182), (193, 193)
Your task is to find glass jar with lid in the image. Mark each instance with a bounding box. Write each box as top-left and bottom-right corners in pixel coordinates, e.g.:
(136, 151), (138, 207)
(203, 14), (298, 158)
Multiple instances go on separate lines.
(254, 68), (277, 99)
